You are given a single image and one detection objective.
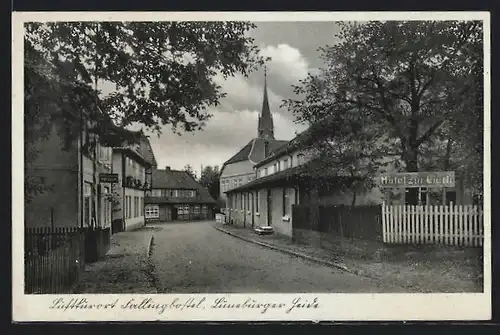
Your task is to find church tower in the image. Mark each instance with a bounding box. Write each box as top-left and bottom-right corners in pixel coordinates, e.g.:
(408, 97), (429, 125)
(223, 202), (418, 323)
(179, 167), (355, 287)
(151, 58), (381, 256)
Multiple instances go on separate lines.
(257, 66), (275, 140)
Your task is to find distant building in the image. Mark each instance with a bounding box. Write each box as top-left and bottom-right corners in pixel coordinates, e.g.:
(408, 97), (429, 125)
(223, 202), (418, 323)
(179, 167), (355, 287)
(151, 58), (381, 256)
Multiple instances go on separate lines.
(219, 71), (288, 204)
(144, 166), (216, 222)
(224, 128), (478, 238)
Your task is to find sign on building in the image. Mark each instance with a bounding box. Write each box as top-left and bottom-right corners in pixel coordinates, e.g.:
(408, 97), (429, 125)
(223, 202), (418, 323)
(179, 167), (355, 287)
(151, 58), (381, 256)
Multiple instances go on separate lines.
(379, 171), (455, 188)
(99, 173), (119, 184)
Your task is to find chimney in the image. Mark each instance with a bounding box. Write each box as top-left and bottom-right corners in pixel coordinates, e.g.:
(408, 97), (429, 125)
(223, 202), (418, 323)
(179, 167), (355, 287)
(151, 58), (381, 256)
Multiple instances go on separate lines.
(165, 166), (171, 171)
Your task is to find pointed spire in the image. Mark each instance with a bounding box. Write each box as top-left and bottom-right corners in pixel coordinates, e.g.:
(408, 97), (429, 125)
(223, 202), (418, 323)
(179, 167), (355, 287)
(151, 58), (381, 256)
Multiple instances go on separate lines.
(258, 65), (274, 140)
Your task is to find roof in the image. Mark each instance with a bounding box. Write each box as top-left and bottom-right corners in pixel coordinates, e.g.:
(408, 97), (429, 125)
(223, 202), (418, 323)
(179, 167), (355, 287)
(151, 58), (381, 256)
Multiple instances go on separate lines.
(151, 168), (201, 189)
(248, 138), (288, 164)
(222, 138), (289, 167)
(226, 165), (307, 193)
(114, 146), (152, 167)
(223, 140), (255, 165)
(226, 159), (362, 193)
(254, 130), (309, 168)
(147, 168), (216, 204)
(137, 135), (157, 168)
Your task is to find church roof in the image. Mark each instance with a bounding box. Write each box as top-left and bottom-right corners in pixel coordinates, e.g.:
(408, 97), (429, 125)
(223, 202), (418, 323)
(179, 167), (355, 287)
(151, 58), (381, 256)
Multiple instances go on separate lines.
(222, 138), (288, 167)
(220, 67), (287, 174)
(223, 140), (255, 165)
(257, 66), (274, 140)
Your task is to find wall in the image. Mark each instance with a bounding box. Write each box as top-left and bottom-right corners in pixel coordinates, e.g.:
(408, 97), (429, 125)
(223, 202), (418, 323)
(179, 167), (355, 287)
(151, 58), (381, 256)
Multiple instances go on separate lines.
(255, 148), (311, 178)
(123, 187), (145, 231)
(220, 160), (256, 200)
(111, 152), (124, 222)
(25, 123), (79, 228)
(226, 186), (298, 238)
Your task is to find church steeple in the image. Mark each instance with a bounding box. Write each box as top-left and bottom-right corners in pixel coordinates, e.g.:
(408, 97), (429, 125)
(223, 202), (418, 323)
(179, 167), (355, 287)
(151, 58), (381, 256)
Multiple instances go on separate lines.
(258, 66), (275, 140)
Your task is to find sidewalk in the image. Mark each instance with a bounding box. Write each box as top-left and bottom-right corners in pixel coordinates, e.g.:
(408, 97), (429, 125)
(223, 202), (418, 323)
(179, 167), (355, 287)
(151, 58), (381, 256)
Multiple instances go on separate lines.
(214, 223), (483, 293)
(73, 227), (158, 293)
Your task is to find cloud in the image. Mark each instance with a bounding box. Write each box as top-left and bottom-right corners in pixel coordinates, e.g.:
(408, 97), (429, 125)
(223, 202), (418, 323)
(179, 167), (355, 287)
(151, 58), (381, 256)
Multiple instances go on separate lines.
(213, 72), (284, 114)
(146, 107), (307, 175)
(259, 44), (310, 84)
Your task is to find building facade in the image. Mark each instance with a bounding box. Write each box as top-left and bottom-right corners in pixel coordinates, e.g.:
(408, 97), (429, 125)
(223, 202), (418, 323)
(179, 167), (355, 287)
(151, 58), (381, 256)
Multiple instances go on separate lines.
(219, 72), (288, 204)
(25, 119), (114, 233)
(145, 166), (216, 222)
(224, 129), (478, 238)
(111, 137), (154, 232)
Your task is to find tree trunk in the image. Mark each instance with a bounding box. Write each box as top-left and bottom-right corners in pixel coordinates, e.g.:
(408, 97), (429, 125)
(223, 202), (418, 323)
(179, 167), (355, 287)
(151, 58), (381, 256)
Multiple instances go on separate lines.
(405, 147), (419, 205)
(444, 138), (453, 170)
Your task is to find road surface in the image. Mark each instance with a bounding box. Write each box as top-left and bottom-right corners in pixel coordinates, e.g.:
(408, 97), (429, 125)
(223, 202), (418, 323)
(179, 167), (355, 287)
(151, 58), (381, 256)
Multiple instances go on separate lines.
(149, 221), (400, 293)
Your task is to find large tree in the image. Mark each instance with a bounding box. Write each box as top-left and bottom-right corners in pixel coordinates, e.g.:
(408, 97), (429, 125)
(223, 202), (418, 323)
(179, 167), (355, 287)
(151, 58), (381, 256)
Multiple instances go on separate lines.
(284, 21), (483, 204)
(25, 21), (265, 202)
(199, 165), (220, 200)
(183, 164), (197, 180)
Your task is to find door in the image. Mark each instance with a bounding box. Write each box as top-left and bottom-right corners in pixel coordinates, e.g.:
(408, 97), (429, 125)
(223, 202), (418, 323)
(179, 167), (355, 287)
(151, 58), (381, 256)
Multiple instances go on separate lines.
(267, 189), (272, 226)
(171, 206), (178, 221)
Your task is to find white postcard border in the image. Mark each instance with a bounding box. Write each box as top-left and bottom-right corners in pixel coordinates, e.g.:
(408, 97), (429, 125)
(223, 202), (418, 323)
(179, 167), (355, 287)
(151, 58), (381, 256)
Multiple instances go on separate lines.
(12, 11), (492, 322)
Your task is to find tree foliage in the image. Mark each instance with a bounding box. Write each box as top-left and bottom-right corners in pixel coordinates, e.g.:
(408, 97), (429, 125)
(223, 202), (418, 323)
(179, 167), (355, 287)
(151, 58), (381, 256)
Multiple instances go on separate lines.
(284, 21), (483, 203)
(199, 165), (220, 200)
(25, 21), (264, 202)
(183, 164), (197, 181)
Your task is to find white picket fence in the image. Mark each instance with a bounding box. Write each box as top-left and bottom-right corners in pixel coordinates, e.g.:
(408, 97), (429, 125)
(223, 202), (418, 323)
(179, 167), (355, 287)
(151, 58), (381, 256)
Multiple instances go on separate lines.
(381, 203), (484, 247)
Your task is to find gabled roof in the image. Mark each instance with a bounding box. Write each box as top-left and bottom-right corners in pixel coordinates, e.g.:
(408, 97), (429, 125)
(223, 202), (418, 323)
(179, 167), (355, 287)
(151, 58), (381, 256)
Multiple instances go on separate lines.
(248, 138), (288, 164)
(151, 168), (201, 189)
(223, 140), (255, 165)
(148, 168), (216, 204)
(137, 135), (157, 168)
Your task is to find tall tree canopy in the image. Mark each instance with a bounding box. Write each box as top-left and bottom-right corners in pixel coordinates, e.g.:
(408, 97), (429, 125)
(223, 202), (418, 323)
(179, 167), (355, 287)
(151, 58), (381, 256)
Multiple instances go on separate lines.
(284, 21), (483, 204)
(199, 165), (220, 200)
(25, 21), (265, 141)
(25, 21), (265, 202)
(183, 164), (197, 180)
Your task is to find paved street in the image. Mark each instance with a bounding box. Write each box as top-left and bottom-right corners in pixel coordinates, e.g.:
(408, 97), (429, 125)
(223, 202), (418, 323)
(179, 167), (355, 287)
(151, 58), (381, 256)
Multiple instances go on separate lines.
(149, 221), (401, 293)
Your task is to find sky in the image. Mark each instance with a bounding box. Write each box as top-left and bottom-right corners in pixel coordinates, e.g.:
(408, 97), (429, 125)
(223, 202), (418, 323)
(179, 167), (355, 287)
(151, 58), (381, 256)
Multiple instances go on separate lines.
(128, 22), (342, 177)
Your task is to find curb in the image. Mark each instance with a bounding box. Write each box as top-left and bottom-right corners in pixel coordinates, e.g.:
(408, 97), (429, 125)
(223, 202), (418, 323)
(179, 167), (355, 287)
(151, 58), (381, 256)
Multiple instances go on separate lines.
(146, 234), (155, 258)
(214, 226), (351, 273)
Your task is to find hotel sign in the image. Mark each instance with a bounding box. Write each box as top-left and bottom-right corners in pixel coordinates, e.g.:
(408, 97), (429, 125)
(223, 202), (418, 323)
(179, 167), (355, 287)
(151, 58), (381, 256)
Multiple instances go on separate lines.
(379, 171), (455, 188)
(99, 173), (119, 184)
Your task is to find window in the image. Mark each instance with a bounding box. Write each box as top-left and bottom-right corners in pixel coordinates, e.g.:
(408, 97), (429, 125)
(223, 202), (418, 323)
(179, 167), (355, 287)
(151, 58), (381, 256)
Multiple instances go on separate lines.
(275, 162), (280, 173)
(135, 196), (139, 217)
(283, 159), (289, 169)
(297, 154), (305, 165)
(140, 197), (143, 216)
(247, 192), (250, 210)
(283, 188), (290, 216)
(194, 205), (200, 214)
(177, 205), (189, 215)
(290, 156), (293, 167)
(84, 182), (92, 227)
(145, 205), (159, 219)
(255, 191), (259, 212)
(128, 196), (132, 218)
(202, 205), (208, 213)
(264, 168), (268, 176)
